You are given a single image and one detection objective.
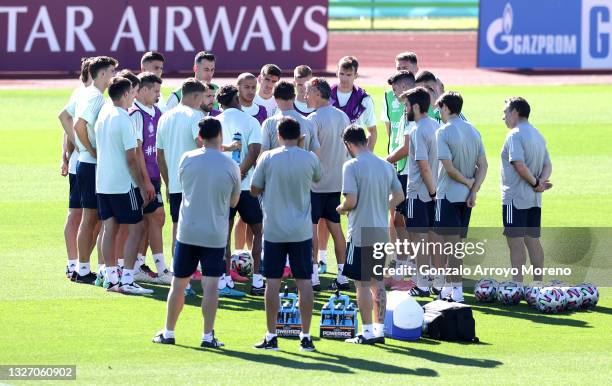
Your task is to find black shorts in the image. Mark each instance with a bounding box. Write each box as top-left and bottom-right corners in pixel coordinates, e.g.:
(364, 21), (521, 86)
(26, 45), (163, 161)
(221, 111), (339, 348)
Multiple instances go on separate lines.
(503, 204), (542, 238)
(342, 242), (383, 282)
(173, 241), (225, 278)
(169, 193), (182, 223)
(143, 179), (163, 215)
(76, 161), (97, 209)
(433, 198), (472, 238)
(68, 173), (82, 209)
(395, 174), (408, 216)
(263, 239), (313, 279)
(405, 197), (435, 232)
(97, 187), (143, 224)
(229, 191), (263, 225)
(311, 191), (341, 224)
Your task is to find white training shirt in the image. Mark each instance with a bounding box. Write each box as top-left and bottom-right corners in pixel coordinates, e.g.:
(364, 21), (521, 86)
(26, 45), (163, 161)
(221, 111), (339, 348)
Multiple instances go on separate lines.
(336, 90), (377, 128)
(64, 86), (87, 174)
(94, 106), (138, 194)
(156, 104), (204, 194)
(74, 85), (105, 164)
(254, 93), (277, 117)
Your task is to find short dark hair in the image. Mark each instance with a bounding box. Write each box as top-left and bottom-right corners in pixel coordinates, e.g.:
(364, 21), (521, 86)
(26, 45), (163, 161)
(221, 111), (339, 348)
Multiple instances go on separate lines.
(338, 56), (359, 72)
(237, 72), (256, 85)
(278, 117), (301, 140)
(396, 51), (418, 64)
(260, 64), (282, 78)
(308, 77), (331, 100)
(294, 65), (312, 78)
(436, 91), (463, 115)
(342, 124), (367, 146)
(89, 56), (118, 80)
(402, 87), (430, 114)
(117, 69), (139, 88)
(138, 72), (162, 89)
(195, 51), (215, 64)
(198, 117), (222, 140)
(181, 78), (205, 97)
(273, 81), (296, 100)
(141, 51), (165, 65)
(79, 57), (92, 83)
(108, 77), (132, 101)
(506, 97), (531, 118)
(387, 71), (415, 86)
(415, 70), (436, 84)
(216, 84), (239, 107)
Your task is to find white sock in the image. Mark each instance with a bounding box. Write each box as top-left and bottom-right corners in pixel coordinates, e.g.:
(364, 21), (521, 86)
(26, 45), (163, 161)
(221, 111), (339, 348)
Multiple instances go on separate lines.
(299, 332), (311, 340)
(337, 264), (348, 284)
(106, 266), (119, 284)
(416, 271), (429, 290)
(137, 253), (145, 265)
(68, 259), (78, 272)
(311, 264), (320, 285)
(285, 256), (290, 267)
(373, 323), (385, 338)
(163, 329), (174, 339)
(218, 274), (227, 290)
(253, 274), (264, 287)
(394, 260), (406, 280)
(78, 262), (90, 276)
(362, 324), (374, 339)
(202, 331), (213, 342)
(120, 269), (134, 285)
(117, 258), (124, 269)
(226, 276), (235, 289)
(153, 253), (167, 273)
(98, 264), (105, 276)
(265, 332), (277, 341)
(433, 274), (444, 289)
(318, 250), (328, 263)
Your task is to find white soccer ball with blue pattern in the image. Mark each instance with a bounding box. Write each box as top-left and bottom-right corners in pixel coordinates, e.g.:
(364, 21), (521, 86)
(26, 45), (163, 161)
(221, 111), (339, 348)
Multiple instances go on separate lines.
(578, 283), (599, 309)
(562, 286), (584, 311)
(536, 287), (566, 313)
(524, 282), (544, 308)
(474, 278), (498, 302)
(231, 250), (253, 276)
(496, 281), (524, 305)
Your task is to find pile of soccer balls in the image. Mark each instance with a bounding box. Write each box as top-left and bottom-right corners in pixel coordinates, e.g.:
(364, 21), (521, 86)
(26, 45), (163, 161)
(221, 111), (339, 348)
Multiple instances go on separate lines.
(474, 278), (599, 314)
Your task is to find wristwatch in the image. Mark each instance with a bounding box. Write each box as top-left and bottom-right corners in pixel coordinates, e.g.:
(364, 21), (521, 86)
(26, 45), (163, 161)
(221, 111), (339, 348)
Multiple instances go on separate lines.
(531, 178), (539, 188)
(429, 191), (436, 198)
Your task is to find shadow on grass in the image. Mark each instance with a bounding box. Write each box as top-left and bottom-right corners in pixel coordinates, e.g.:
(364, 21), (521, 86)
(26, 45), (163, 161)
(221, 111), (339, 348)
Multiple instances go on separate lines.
(470, 301), (593, 328)
(379, 343), (502, 368)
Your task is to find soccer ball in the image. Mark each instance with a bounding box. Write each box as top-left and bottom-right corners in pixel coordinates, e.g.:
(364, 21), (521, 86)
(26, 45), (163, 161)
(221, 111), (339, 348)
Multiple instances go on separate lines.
(231, 250), (253, 276)
(562, 286), (584, 311)
(524, 282), (544, 308)
(474, 278), (498, 302)
(536, 287), (566, 313)
(578, 283), (599, 309)
(496, 281), (524, 305)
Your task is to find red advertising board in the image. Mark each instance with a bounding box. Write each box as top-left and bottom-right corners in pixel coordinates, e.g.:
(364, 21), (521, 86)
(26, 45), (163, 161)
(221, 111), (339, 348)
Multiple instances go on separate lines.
(0, 0), (328, 74)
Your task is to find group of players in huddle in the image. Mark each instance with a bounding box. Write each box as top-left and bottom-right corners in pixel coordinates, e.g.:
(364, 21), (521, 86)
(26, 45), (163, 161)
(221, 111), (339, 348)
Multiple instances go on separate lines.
(58, 50), (552, 350)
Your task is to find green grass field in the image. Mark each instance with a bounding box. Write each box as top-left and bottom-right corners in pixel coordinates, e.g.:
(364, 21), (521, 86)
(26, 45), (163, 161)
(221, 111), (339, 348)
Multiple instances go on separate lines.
(0, 84), (611, 384)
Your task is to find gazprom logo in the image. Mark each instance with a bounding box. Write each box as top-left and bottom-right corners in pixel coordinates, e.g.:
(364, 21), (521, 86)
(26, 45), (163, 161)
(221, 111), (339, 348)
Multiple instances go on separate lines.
(486, 3), (578, 55)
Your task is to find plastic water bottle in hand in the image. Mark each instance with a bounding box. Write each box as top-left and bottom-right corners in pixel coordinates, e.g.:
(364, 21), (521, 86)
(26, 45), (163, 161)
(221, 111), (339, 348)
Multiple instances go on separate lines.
(232, 132), (242, 164)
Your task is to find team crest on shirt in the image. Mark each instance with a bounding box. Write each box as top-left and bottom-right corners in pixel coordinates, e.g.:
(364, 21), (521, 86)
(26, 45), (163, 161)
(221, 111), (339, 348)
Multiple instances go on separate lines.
(148, 122), (154, 134)
(392, 98), (401, 109)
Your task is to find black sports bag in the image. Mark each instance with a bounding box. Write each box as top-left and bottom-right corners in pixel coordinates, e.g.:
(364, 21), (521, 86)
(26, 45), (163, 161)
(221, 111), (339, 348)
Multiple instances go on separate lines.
(422, 299), (479, 343)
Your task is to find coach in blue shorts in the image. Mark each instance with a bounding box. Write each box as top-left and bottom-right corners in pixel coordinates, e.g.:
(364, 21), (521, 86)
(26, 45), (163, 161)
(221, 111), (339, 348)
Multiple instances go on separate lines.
(251, 117), (321, 352)
(433, 91), (488, 302)
(154, 117), (241, 349)
(501, 97), (552, 284)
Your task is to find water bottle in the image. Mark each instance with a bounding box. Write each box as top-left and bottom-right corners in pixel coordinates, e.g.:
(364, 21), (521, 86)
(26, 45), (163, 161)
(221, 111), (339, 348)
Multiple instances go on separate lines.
(231, 132), (242, 164)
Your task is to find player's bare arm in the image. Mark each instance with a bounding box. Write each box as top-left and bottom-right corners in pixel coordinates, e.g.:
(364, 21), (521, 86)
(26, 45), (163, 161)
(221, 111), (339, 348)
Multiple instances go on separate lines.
(441, 159), (475, 189)
(239, 143), (261, 180)
(74, 118), (96, 158)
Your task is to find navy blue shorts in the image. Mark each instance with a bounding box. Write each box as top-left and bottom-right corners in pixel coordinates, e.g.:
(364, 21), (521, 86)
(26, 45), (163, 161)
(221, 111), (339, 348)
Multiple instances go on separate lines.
(263, 239), (313, 279)
(173, 241), (225, 278)
(503, 204), (542, 238)
(97, 187), (143, 224)
(433, 198), (472, 238)
(76, 161), (97, 209)
(311, 191), (341, 224)
(229, 191), (263, 225)
(68, 173), (82, 209)
(169, 193), (182, 223)
(143, 179), (163, 215)
(343, 242), (383, 282)
(395, 174), (408, 216)
(405, 197), (435, 232)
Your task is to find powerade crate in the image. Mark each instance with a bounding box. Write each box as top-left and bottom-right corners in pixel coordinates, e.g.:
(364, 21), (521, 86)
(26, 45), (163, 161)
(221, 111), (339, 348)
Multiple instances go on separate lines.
(275, 287), (301, 338)
(319, 290), (358, 339)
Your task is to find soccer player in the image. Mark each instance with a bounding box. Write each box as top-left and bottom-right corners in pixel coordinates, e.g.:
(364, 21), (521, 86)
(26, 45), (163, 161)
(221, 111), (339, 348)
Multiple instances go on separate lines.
(501, 97), (552, 285)
(305, 77), (351, 291)
(400, 87), (440, 297)
(72, 55), (117, 284)
(201, 83), (221, 117)
(153, 117), (240, 347)
(254, 64), (282, 117)
(434, 91), (488, 302)
(140, 51), (166, 111)
(165, 51), (218, 111)
(293, 65), (315, 116)
(58, 58), (92, 278)
(238, 72), (268, 124)
(95, 76), (155, 294)
(216, 85), (263, 296)
(338, 125), (404, 344)
(330, 56), (377, 150)
(395, 51), (419, 74)
(129, 72), (172, 285)
(156, 79), (205, 256)
(416, 71), (468, 123)
(251, 117), (321, 351)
